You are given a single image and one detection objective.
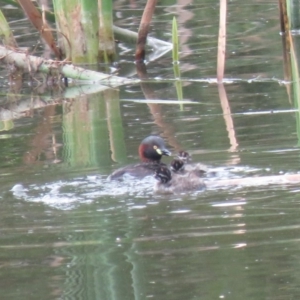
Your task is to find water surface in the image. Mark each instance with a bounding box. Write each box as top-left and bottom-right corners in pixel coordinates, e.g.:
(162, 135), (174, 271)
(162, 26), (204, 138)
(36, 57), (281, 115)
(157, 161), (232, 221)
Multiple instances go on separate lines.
(0, 0), (300, 299)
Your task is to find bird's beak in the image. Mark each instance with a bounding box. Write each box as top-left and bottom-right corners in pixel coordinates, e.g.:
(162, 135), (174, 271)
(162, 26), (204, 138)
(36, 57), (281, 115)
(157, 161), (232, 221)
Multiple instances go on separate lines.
(154, 145), (171, 156)
(161, 148), (171, 156)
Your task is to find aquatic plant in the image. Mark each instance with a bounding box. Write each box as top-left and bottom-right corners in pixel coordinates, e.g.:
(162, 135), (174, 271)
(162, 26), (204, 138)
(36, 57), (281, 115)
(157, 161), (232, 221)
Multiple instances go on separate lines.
(172, 16), (179, 64)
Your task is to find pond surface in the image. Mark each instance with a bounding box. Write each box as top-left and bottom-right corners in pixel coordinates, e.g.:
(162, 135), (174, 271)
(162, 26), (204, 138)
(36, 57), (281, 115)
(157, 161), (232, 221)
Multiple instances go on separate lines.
(1, 0), (300, 299)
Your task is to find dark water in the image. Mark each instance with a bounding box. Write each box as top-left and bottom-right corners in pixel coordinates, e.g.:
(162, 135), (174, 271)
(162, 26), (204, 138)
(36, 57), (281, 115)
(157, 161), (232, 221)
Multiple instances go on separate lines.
(1, 0), (300, 299)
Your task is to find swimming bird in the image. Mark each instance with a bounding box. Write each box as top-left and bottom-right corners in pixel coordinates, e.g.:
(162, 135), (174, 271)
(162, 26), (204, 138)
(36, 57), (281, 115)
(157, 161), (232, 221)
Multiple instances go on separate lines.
(154, 165), (206, 194)
(171, 151), (207, 177)
(108, 135), (171, 180)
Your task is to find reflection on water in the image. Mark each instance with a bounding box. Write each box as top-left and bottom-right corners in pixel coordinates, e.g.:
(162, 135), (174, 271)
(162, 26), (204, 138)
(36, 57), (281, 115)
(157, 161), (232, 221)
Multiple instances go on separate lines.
(1, 0), (300, 299)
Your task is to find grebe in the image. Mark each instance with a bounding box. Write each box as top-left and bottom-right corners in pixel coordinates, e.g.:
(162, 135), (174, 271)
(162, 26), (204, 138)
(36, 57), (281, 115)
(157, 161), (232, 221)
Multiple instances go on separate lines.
(109, 135), (171, 180)
(154, 165), (206, 194)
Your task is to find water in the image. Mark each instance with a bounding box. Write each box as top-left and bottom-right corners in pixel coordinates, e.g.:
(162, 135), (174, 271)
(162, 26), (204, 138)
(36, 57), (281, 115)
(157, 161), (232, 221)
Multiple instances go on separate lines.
(0, 0), (300, 299)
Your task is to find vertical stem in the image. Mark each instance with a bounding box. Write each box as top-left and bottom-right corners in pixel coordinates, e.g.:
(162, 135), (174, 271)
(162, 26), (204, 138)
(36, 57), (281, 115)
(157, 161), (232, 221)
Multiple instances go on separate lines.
(278, 0), (289, 33)
(172, 17), (179, 63)
(0, 9), (18, 47)
(135, 0), (157, 61)
(217, 0), (227, 82)
(18, 0), (61, 58)
(98, 0), (116, 61)
(53, 0), (99, 63)
(81, 0), (100, 63)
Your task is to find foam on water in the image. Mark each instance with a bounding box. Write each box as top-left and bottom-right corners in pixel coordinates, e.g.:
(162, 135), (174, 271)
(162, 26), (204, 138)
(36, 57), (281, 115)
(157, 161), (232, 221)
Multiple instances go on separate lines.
(9, 165), (271, 210)
(11, 174), (155, 210)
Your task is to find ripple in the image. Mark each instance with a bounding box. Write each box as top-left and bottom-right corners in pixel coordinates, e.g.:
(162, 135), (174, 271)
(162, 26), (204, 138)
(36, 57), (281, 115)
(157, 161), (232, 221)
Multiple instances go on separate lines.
(10, 175), (155, 210)
(211, 200), (247, 207)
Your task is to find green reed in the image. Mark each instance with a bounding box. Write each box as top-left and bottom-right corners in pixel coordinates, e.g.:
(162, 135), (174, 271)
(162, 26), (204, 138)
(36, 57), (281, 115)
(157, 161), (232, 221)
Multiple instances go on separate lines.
(172, 17), (183, 109)
(172, 16), (179, 63)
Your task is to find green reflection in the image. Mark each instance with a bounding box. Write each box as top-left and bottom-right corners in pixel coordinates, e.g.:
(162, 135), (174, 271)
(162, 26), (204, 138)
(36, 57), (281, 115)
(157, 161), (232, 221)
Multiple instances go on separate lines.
(62, 90), (126, 168)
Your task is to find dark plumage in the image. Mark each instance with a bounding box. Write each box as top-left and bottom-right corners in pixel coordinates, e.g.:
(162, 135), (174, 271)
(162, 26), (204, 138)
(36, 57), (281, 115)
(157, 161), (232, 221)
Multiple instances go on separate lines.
(177, 151), (191, 163)
(171, 151), (207, 177)
(170, 158), (185, 173)
(154, 165), (206, 194)
(108, 136), (171, 180)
